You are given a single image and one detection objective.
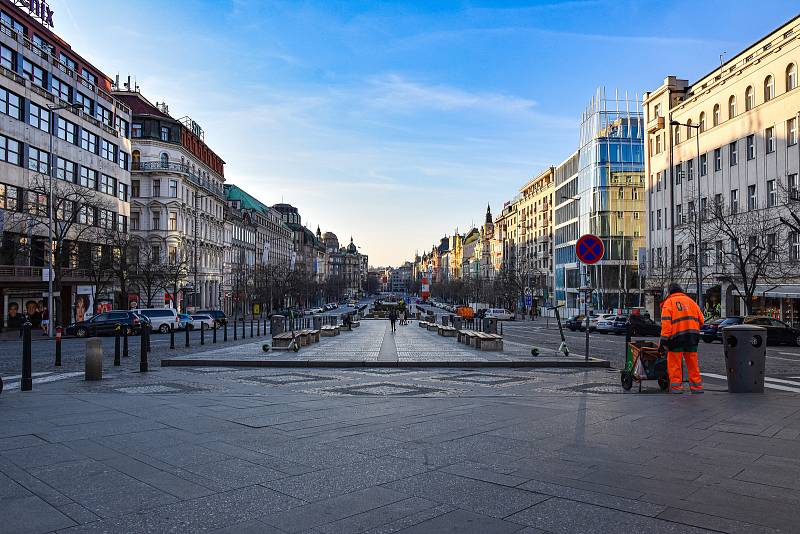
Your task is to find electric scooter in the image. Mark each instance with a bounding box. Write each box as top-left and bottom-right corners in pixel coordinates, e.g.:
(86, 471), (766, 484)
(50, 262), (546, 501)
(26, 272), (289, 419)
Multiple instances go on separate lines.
(547, 304), (570, 357)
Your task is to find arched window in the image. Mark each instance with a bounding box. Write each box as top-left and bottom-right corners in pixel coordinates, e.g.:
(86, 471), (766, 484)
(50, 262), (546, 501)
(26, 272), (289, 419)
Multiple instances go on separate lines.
(764, 75), (775, 102)
(699, 112), (706, 133)
(132, 150), (140, 167)
(713, 104), (720, 126)
(787, 63), (797, 91)
(674, 124), (681, 144)
(160, 152), (169, 168)
(728, 95), (737, 118)
(745, 86), (754, 111)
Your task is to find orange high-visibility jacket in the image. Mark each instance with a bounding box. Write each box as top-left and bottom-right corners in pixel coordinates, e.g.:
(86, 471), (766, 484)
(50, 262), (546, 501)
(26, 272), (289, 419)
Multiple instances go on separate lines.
(659, 292), (705, 350)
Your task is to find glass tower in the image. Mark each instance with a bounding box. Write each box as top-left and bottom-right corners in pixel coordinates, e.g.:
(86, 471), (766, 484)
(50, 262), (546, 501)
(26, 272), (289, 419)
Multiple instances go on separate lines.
(554, 88), (645, 313)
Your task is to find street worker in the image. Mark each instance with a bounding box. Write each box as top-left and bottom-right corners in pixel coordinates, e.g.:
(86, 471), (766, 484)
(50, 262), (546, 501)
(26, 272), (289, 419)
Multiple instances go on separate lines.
(659, 283), (705, 394)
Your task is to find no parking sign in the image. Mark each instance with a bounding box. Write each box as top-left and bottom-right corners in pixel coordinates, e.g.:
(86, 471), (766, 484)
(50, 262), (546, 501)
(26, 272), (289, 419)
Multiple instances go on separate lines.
(575, 234), (604, 265)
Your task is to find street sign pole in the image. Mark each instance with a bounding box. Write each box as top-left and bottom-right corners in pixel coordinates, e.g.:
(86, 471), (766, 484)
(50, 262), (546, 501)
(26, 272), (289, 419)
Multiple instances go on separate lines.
(575, 234), (604, 363)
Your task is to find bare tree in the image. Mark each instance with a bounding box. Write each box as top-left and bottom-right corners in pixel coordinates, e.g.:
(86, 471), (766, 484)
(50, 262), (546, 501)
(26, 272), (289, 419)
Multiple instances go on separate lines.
(161, 241), (190, 311)
(131, 245), (166, 309)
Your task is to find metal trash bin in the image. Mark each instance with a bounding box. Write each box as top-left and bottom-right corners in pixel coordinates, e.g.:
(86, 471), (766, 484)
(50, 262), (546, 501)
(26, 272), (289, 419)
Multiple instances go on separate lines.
(312, 316), (322, 330)
(441, 315), (450, 327)
(451, 315), (463, 331)
(483, 318), (498, 334)
(270, 315), (286, 336)
(722, 325), (766, 393)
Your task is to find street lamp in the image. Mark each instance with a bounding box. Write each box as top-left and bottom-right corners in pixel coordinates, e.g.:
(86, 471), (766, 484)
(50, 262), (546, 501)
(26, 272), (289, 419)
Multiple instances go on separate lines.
(670, 120), (703, 310)
(46, 101), (83, 337)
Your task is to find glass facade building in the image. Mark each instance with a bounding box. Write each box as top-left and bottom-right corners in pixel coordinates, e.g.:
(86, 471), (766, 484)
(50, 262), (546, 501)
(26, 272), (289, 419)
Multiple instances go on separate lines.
(554, 88), (645, 312)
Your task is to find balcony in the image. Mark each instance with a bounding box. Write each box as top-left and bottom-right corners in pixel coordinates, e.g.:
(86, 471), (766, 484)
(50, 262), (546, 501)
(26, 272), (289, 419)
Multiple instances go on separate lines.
(647, 115), (665, 134)
(133, 161), (224, 198)
(0, 265), (92, 283)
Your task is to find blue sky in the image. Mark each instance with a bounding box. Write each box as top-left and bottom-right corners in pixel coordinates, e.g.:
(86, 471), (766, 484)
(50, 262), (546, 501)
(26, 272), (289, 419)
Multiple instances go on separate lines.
(50, 0), (799, 266)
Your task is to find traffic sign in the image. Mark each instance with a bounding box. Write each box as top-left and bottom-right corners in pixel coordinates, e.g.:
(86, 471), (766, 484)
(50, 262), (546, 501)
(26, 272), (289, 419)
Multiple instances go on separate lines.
(525, 295), (533, 306)
(575, 234), (604, 265)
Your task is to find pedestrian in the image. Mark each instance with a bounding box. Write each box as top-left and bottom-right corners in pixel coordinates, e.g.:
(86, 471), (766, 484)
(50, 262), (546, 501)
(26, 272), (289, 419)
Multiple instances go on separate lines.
(658, 283), (705, 394)
(388, 308), (398, 333)
(41, 306), (49, 336)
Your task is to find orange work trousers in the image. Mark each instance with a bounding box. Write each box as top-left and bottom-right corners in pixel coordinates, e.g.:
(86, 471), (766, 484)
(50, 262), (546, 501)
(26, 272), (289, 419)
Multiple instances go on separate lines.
(667, 351), (703, 393)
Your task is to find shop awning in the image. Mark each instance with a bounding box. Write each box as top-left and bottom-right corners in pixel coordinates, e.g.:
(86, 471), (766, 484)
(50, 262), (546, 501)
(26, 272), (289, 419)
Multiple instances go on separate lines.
(753, 285), (800, 299)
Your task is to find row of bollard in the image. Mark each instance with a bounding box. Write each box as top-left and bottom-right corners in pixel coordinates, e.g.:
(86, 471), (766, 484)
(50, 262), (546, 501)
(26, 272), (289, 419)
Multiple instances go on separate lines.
(15, 316), (274, 392)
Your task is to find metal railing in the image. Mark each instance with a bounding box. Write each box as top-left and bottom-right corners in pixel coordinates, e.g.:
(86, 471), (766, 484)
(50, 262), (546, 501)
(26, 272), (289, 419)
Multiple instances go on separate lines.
(0, 265), (92, 280)
(132, 161), (224, 197)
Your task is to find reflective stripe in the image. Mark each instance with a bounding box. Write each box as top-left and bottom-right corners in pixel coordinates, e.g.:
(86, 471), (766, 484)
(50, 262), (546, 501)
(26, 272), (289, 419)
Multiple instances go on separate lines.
(670, 382), (682, 388)
(661, 315), (672, 321)
(671, 316), (701, 324)
(690, 381), (703, 386)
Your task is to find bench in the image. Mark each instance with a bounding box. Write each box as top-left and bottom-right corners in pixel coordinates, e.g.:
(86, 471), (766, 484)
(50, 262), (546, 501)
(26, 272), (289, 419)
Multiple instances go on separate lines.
(301, 329), (320, 343)
(272, 332), (297, 349)
(437, 325), (457, 337)
(459, 330), (480, 346)
(419, 321), (429, 329)
(351, 320), (360, 328)
(426, 323), (438, 332)
(475, 332), (503, 351)
(320, 325), (340, 337)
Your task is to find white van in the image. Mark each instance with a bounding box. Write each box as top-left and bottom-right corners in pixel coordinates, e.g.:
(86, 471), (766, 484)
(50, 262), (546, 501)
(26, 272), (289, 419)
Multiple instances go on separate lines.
(485, 308), (514, 321)
(131, 308), (180, 333)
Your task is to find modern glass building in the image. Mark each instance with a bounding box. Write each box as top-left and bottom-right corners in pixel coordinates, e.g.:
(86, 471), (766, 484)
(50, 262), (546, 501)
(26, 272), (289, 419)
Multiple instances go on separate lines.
(553, 88), (645, 314)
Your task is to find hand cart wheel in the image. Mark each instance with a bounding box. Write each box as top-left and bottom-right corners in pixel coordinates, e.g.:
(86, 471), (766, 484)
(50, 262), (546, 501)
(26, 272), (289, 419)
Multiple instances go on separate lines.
(620, 371), (633, 391)
(658, 377), (669, 391)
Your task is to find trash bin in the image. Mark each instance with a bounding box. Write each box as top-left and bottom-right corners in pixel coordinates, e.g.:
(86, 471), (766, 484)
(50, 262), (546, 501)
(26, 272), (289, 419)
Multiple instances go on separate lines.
(312, 316), (322, 330)
(483, 318), (498, 334)
(451, 315), (463, 331)
(441, 314), (450, 327)
(270, 315), (286, 336)
(722, 325), (767, 393)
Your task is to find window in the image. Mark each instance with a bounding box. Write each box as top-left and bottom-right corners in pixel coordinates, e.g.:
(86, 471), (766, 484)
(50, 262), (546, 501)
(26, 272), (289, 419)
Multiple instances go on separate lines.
(160, 153), (169, 167)
(656, 209), (662, 230)
(58, 53), (76, 72)
(686, 119), (693, 138)
(116, 214), (126, 233)
(81, 68), (97, 89)
(81, 130), (98, 154)
(674, 124), (681, 144)
(700, 154), (707, 176)
(715, 241), (724, 265)
(632, 187), (639, 200)
(748, 184), (757, 210)
(28, 103), (50, 132)
(0, 44), (14, 70)
(687, 160), (694, 181)
(32, 34), (52, 55)
(789, 118), (798, 146)
(0, 87), (21, 119)
(99, 174), (116, 196)
(791, 232), (800, 261)
(675, 204), (683, 225)
(729, 141), (738, 166)
(115, 116), (129, 138)
(26, 191), (48, 216)
(169, 212), (177, 231)
(700, 197), (707, 218)
(98, 209), (113, 230)
(767, 180), (776, 207)
(56, 158), (76, 183)
(152, 212), (160, 230)
(699, 112), (706, 133)
(118, 151), (128, 171)
(747, 135), (755, 160)
(95, 105), (112, 127)
(55, 197), (74, 222)
(160, 126), (169, 142)
(767, 233), (778, 261)
(655, 134), (661, 154)
(674, 163), (682, 184)
(57, 117), (77, 145)
(131, 212), (140, 230)
(132, 122), (142, 138)
(117, 182), (127, 202)
(151, 245), (161, 263)
(50, 76), (71, 102)
(0, 183), (19, 210)
(153, 180), (161, 197)
(27, 147), (49, 174)
(79, 167), (97, 189)
(764, 75), (775, 102)
(676, 244), (683, 263)
(688, 201), (696, 222)
(656, 172), (662, 191)
(21, 59), (45, 87)
(75, 92), (92, 115)
(169, 180), (178, 198)
(0, 134), (20, 165)
(766, 127), (775, 153)
(745, 86), (754, 111)
(787, 63), (798, 92)
(131, 180), (140, 197)
(728, 95), (737, 118)
(789, 173), (799, 200)
(714, 148), (721, 171)
(713, 104), (720, 126)
(0, 10), (24, 34)
(100, 139), (116, 162)
(168, 246), (178, 264)
(78, 205), (95, 226)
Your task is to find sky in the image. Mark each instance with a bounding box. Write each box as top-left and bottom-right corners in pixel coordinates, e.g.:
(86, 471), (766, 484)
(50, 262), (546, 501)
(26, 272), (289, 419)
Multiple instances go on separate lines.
(47, 0), (800, 267)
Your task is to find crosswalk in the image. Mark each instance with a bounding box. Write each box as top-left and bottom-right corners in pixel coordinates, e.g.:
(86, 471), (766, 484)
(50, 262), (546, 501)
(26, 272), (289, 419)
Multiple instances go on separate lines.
(701, 372), (800, 393)
(1, 371), (84, 392)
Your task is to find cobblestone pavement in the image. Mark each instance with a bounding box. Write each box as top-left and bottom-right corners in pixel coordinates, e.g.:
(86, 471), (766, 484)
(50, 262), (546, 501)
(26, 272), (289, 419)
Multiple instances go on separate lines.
(2, 319), (800, 533)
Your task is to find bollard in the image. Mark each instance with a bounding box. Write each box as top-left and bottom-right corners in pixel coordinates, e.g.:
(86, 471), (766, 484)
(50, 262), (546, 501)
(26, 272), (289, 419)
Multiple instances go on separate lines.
(213, 322), (217, 344)
(224, 321), (228, 341)
(140, 324), (149, 372)
(185, 322), (190, 347)
(257, 319), (261, 336)
(114, 325), (121, 366)
(201, 321), (205, 345)
(234, 318), (238, 340)
(123, 326), (129, 358)
(242, 318), (245, 339)
(147, 325), (152, 353)
(54, 326), (62, 367)
(21, 321), (32, 391)
(170, 324), (175, 349)
(85, 337), (103, 381)
(250, 319), (253, 338)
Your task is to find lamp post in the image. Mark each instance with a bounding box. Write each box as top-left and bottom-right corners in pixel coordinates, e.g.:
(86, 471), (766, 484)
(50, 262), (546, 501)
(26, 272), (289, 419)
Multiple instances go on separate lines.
(46, 102), (83, 337)
(670, 120), (703, 310)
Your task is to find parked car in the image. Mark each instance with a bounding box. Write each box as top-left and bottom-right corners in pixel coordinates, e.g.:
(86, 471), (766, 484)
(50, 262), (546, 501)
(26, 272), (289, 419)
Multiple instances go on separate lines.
(66, 311), (145, 338)
(178, 313), (193, 330)
(565, 315), (585, 331)
(744, 316), (800, 346)
(627, 314), (660, 336)
(485, 308), (514, 321)
(700, 316), (741, 342)
(190, 314), (216, 330)
(130, 308), (180, 334)
(197, 310), (227, 326)
(310, 307), (325, 314)
(582, 314), (615, 332)
(596, 315), (626, 334)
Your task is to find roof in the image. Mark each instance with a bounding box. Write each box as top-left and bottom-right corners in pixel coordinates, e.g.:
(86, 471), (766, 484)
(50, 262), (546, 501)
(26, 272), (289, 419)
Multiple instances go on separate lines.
(114, 92), (172, 120)
(224, 184), (271, 214)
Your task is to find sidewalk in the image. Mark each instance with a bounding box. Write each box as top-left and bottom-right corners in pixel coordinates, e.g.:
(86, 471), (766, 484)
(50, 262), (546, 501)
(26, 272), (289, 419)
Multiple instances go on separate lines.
(0, 355), (798, 532)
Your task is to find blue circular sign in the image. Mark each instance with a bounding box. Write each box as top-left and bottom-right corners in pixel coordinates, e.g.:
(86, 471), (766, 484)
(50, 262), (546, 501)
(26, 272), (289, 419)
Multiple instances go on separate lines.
(575, 234), (604, 265)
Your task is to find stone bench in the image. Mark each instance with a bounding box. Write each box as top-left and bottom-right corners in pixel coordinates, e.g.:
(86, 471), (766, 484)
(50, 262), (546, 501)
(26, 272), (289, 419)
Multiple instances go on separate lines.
(419, 321), (429, 329)
(272, 332), (296, 349)
(321, 325), (340, 337)
(426, 323), (438, 332)
(300, 329), (320, 343)
(437, 325), (457, 337)
(475, 332), (503, 351)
